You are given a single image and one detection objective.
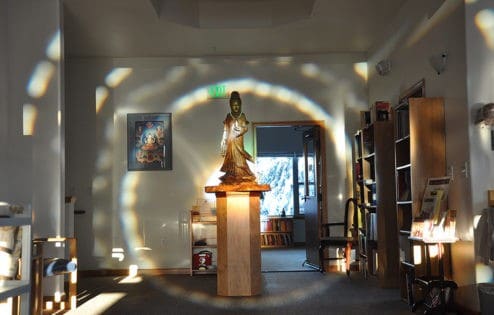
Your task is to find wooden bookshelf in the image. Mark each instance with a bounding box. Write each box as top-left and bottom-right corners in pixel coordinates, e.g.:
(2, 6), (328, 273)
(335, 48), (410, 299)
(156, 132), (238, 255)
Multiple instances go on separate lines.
(260, 217), (294, 248)
(393, 97), (446, 301)
(353, 116), (399, 288)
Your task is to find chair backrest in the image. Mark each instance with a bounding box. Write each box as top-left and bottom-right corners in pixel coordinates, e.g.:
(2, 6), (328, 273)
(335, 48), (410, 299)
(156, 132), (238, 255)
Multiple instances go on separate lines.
(322, 197), (359, 238)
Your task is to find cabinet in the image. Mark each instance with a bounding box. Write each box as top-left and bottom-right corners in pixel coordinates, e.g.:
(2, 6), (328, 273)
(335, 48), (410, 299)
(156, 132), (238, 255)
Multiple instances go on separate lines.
(0, 216), (32, 315)
(260, 217), (293, 248)
(393, 97), (446, 300)
(353, 119), (399, 288)
(190, 211), (217, 275)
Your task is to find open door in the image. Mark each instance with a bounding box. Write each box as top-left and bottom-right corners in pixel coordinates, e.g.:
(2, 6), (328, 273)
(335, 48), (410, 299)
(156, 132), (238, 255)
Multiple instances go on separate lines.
(302, 126), (323, 269)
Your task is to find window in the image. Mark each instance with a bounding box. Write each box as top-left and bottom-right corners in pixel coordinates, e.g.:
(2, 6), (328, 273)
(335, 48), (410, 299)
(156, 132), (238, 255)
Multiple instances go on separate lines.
(256, 156), (310, 217)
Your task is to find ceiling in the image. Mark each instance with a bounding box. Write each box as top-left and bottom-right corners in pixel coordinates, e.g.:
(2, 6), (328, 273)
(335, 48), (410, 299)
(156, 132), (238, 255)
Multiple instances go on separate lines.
(63, 0), (409, 58)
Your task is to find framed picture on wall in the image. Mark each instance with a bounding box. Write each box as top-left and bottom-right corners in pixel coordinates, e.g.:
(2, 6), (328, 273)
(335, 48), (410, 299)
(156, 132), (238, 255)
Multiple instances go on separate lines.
(127, 113), (172, 171)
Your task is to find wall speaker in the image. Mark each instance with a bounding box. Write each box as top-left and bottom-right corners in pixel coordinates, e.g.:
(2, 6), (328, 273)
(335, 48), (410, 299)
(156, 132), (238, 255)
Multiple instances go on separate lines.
(375, 59), (391, 76)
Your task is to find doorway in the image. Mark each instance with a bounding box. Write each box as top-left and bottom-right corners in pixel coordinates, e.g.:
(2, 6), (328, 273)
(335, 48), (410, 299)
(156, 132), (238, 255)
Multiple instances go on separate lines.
(253, 121), (325, 272)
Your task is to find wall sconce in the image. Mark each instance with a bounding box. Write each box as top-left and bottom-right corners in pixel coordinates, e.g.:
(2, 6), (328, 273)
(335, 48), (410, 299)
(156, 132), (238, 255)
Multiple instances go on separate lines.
(375, 59), (391, 76)
(429, 52), (448, 75)
(476, 103), (494, 150)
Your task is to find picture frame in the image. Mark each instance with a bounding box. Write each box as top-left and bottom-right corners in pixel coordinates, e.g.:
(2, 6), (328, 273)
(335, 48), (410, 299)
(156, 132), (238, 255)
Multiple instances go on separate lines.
(127, 113), (172, 171)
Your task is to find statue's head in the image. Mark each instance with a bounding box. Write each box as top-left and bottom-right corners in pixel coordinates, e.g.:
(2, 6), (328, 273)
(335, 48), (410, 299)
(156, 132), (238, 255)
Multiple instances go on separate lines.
(229, 91), (241, 115)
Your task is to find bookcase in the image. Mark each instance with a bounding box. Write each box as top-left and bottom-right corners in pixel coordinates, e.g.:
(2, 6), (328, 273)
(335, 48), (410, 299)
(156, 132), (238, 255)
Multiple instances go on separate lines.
(353, 118), (399, 288)
(394, 97), (446, 300)
(190, 211), (217, 275)
(260, 217), (293, 248)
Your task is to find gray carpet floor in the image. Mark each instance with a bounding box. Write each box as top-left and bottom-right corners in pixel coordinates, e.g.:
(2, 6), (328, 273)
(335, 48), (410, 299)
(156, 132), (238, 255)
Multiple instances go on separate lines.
(72, 272), (413, 315)
(261, 247), (314, 272)
(69, 247), (421, 314)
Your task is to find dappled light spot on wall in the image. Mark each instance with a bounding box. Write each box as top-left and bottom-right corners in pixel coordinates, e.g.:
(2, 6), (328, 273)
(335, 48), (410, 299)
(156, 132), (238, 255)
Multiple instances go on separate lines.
(27, 61), (55, 98)
(96, 150), (113, 171)
(171, 88), (209, 115)
(117, 173), (157, 269)
(121, 174), (139, 208)
(93, 210), (108, 231)
(202, 163), (223, 188)
(105, 68), (133, 88)
(95, 86), (109, 114)
(406, 1), (462, 47)
(126, 67), (187, 105)
(22, 103), (37, 135)
(353, 62), (368, 81)
(300, 63), (319, 78)
(275, 56), (293, 66)
(465, 0), (478, 4)
(246, 59), (261, 66)
(92, 176), (109, 193)
(475, 9), (494, 50)
(254, 81), (272, 97)
(476, 263), (494, 282)
(187, 58), (212, 74)
(46, 30), (61, 61)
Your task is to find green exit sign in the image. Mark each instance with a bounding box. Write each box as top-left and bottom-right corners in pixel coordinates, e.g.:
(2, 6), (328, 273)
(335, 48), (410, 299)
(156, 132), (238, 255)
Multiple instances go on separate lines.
(208, 84), (228, 99)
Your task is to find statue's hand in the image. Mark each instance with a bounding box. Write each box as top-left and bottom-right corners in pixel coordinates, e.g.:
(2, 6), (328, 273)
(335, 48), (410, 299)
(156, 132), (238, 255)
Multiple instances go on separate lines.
(233, 126), (241, 136)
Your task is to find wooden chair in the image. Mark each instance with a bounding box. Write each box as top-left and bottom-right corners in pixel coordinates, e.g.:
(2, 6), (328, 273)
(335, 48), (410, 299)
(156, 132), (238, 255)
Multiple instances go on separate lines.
(319, 197), (359, 275)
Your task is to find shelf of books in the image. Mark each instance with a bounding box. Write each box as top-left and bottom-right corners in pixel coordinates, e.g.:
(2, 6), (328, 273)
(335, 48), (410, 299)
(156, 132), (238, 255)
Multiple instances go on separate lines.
(353, 102), (398, 287)
(393, 97), (447, 301)
(260, 217), (293, 248)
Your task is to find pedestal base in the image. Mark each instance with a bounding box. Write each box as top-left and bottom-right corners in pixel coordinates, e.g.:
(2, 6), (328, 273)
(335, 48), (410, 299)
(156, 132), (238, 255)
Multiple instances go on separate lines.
(205, 183), (270, 296)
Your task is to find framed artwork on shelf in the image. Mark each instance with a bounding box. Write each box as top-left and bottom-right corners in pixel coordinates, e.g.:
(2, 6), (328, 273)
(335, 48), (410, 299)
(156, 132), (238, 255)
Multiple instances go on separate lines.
(127, 113), (172, 171)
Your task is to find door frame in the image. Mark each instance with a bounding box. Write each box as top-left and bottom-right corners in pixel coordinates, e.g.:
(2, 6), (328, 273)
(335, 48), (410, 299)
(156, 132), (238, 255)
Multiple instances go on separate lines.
(252, 120), (327, 243)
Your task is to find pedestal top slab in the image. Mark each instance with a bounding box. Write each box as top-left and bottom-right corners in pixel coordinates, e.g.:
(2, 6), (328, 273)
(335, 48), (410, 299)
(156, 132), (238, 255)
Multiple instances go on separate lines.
(205, 183), (270, 193)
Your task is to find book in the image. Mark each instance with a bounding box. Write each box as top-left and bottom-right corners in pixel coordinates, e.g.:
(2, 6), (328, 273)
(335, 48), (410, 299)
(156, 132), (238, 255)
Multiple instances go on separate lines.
(370, 101), (391, 122)
(417, 177), (451, 223)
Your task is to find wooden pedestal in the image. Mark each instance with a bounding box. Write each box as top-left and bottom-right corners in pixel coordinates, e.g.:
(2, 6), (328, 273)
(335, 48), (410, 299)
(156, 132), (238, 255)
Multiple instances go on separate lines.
(205, 183), (270, 296)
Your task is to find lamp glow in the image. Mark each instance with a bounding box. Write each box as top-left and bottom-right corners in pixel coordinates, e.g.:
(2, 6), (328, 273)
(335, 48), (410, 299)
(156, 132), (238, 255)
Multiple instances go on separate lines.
(413, 245), (422, 265)
(428, 244), (439, 258)
(54, 291), (61, 303)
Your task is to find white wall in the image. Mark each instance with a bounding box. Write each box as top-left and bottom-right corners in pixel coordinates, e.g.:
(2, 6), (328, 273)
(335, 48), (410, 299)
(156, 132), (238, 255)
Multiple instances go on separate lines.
(465, 0), (494, 284)
(4, 0), (65, 297)
(0, 0), (7, 198)
(66, 54), (368, 270)
(6, 0), (65, 237)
